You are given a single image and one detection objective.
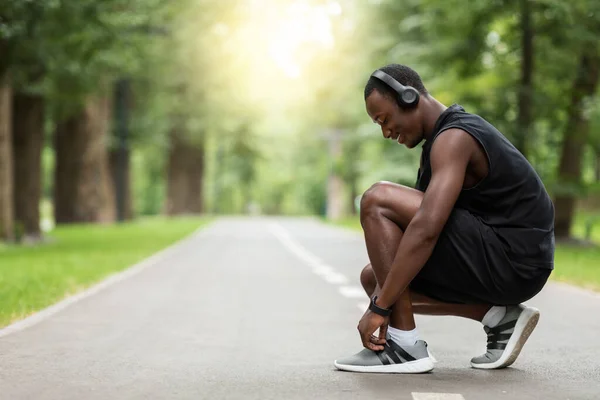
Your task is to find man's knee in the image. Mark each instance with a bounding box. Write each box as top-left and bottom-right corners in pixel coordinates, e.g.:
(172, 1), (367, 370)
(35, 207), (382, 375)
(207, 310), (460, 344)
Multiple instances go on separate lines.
(360, 181), (422, 229)
(360, 263), (377, 296)
(360, 181), (393, 218)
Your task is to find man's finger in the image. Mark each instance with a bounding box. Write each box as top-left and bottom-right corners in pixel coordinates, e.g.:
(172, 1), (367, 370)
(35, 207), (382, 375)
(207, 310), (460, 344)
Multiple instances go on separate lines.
(363, 334), (382, 351)
(369, 335), (385, 351)
(370, 334), (386, 345)
(379, 324), (388, 342)
(360, 329), (381, 351)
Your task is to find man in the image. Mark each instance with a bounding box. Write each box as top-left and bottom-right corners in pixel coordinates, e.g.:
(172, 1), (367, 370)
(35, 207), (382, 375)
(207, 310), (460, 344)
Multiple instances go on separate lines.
(334, 64), (555, 374)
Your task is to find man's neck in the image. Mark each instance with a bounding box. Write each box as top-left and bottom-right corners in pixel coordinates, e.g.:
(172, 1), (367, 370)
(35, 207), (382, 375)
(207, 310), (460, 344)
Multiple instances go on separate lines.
(422, 96), (448, 141)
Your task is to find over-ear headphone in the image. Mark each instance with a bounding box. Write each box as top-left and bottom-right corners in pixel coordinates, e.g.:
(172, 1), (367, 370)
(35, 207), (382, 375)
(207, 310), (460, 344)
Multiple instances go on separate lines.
(371, 70), (420, 108)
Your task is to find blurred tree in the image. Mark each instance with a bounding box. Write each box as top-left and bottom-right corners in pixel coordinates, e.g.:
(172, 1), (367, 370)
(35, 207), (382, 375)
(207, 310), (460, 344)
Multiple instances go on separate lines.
(45, 0), (177, 224)
(554, 46), (600, 237)
(12, 93), (44, 239)
(0, 0), (47, 240)
(538, 0), (600, 238)
(165, 124), (205, 215)
(516, 0), (534, 157)
(0, 74), (14, 241)
(109, 79), (134, 221)
(54, 92), (116, 223)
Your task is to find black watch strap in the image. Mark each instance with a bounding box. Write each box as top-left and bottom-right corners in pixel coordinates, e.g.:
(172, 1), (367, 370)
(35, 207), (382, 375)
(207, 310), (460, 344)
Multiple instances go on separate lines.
(369, 296), (392, 317)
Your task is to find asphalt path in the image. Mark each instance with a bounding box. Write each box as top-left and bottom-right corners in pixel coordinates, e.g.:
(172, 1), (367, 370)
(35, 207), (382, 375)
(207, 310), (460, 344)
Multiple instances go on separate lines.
(0, 217), (599, 399)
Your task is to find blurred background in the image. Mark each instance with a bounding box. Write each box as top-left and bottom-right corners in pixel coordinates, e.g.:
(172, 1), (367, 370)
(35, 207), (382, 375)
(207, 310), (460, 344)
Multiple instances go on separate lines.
(1, 0), (600, 326)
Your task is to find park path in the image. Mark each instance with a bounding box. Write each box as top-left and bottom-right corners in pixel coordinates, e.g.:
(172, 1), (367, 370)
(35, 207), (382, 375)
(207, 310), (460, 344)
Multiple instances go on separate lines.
(0, 217), (598, 399)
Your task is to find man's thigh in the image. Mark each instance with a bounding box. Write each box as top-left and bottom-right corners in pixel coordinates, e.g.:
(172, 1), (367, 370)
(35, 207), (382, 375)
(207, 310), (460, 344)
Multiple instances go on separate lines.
(411, 208), (547, 305)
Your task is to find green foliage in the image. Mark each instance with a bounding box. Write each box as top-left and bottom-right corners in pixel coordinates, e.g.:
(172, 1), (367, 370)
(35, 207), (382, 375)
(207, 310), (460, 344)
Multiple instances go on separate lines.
(6, 0), (600, 222)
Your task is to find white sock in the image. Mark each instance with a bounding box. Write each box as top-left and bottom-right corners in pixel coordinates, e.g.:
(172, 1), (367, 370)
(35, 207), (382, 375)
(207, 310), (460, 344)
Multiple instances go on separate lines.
(482, 306), (506, 328)
(387, 326), (419, 347)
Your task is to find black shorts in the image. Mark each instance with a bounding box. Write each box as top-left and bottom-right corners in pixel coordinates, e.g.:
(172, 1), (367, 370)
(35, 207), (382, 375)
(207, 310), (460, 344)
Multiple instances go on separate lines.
(410, 208), (552, 305)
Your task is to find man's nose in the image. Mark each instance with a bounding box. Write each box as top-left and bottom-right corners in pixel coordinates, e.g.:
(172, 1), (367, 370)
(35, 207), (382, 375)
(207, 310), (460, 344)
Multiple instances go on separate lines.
(382, 127), (392, 139)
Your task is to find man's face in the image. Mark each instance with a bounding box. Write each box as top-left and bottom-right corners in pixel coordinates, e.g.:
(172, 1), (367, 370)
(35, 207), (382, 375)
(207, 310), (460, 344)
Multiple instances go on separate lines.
(365, 89), (423, 149)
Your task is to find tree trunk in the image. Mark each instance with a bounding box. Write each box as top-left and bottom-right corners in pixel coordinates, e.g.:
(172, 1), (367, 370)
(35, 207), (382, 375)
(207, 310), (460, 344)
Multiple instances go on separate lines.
(112, 79), (133, 222)
(595, 150), (600, 182)
(0, 73), (14, 241)
(213, 143), (224, 214)
(343, 139), (361, 217)
(515, 0), (534, 158)
(554, 48), (600, 238)
(12, 93), (44, 240)
(109, 148), (133, 220)
(327, 129), (345, 220)
(54, 95), (116, 224)
(349, 178), (358, 216)
(165, 127), (205, 215)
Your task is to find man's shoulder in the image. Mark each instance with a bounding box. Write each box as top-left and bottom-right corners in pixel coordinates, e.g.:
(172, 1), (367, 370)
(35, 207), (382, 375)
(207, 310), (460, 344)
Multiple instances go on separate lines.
(431, 128), (480, 156)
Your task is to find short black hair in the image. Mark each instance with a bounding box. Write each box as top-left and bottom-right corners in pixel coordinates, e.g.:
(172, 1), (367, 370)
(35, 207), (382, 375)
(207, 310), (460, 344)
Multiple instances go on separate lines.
(364, 64), (428, 102)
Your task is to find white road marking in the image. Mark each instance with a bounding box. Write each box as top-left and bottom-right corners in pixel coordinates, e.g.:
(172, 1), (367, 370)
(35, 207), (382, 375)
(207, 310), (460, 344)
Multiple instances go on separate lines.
(273, 223), (467, 400)
(312, 264), (348, 283)
(339, 286), (367, 298)
(412, 393), (465, 400)
(323, 273), (350, 285)
(269, 223), (323, 267)
(0, 226), (209, 339)
(270, 223), (351, 287)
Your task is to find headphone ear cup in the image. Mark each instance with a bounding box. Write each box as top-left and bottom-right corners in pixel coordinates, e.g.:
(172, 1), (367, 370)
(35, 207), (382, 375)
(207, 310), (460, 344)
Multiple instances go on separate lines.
(399, 88), (420, 107)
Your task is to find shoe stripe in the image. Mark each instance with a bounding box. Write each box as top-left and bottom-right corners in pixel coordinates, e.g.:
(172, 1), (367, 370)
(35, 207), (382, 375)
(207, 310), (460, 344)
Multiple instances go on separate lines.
(487, 342), (507, 350)
(375, 350), (391, 365)
(488, 319), (518, 334)
(487, 333), (512, 342)
(383, 343), (404, 364)
(387, 340), (416, 362)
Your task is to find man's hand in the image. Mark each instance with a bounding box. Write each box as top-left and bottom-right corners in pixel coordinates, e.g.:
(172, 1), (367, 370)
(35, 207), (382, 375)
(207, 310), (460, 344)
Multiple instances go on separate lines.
(357, 309), (389, 351)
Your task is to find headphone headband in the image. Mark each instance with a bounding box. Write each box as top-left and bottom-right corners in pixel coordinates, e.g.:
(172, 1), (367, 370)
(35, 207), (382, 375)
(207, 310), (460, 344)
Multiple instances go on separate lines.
(371, 70), (408, 94)
(370, 69), (420, 108)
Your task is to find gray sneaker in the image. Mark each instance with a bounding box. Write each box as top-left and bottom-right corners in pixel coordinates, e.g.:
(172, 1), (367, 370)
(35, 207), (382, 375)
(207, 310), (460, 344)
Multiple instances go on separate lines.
(471, 304), (540, 369)
(334, 339), (434, 374)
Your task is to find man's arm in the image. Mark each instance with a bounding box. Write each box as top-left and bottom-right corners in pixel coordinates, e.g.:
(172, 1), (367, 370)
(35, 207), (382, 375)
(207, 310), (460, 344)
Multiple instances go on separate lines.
(375, 129), (475, 309)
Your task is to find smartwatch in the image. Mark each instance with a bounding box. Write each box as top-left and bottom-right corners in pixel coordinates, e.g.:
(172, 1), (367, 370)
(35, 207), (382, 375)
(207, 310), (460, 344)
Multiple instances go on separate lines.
(369, 295), (392, 317)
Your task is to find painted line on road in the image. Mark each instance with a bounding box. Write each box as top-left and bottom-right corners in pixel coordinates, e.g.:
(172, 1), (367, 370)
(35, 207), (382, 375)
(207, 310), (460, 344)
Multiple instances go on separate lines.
(412, 393), (465, 400)
(272, 224), (465, 399)
(312, 264), (349, 285)
(0, 226), (210, 339)
(269, 223), (324, 268)
(323, 273), (350, 285)
(339, 286), (368, 299)
(269, 223), (352, 287)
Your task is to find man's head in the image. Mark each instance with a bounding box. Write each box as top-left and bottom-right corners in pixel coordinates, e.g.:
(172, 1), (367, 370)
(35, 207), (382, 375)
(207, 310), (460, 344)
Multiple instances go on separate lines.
(364, 64), (428, 149)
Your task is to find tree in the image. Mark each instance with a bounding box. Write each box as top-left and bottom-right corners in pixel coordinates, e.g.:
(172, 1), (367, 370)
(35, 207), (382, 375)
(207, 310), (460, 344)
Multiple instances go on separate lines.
(165, 125), (205, 215)
(554, 47), (600, 237)
(110, 79), (134, 221)
(43, 0), (178, 224)
(54, 93), (116, 223)
(0, 74), (14, 241)
(515, 0), (534, 157)
(12, 93), (44, 239)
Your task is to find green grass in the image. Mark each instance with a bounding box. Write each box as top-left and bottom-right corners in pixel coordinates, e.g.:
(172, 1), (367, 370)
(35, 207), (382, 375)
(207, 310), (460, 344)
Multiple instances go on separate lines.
(0, 216), (212, 328)
(327, 215), (600, 292)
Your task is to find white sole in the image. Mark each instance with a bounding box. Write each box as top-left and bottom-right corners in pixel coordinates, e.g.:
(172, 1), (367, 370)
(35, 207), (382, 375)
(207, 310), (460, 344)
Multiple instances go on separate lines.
(334, 357), (434, 374)
(471, 306), (540, 370)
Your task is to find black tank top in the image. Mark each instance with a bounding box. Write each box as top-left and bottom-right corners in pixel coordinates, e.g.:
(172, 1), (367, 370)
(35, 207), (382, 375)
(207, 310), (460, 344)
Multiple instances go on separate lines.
(416, 104), (555, 269)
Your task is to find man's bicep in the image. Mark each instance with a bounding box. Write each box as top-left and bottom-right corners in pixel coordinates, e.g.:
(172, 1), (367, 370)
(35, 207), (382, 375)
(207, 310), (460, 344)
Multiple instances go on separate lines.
(418, 130), (471, 234)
